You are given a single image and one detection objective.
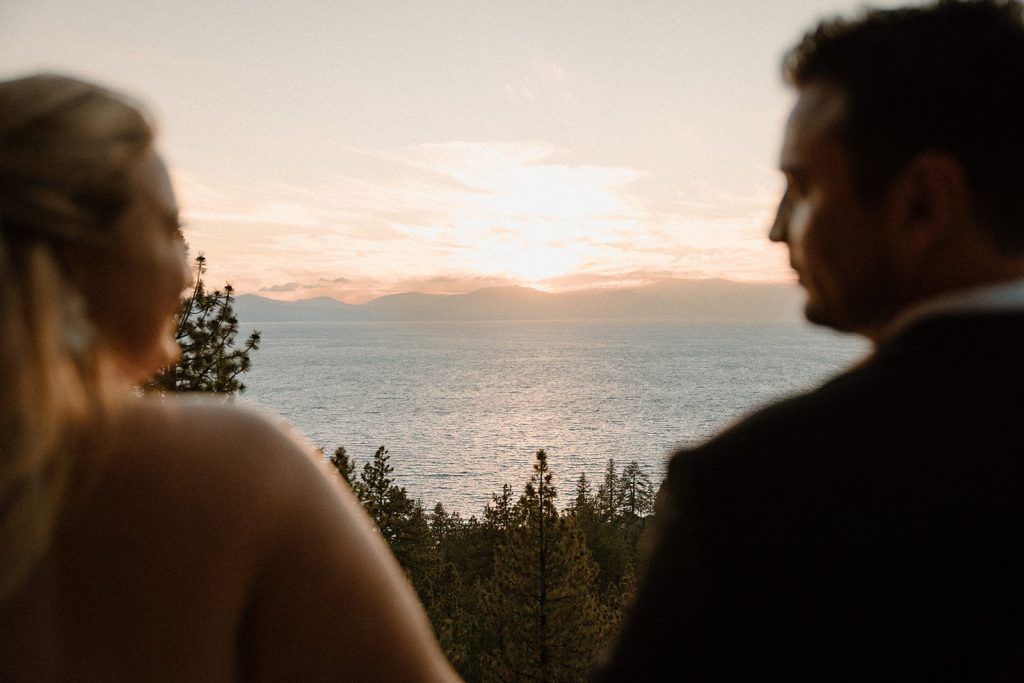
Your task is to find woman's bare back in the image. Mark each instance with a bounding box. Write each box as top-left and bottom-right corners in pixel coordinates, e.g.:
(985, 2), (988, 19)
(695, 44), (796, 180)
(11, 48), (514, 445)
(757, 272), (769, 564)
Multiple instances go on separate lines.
(0, 398), (458, 681)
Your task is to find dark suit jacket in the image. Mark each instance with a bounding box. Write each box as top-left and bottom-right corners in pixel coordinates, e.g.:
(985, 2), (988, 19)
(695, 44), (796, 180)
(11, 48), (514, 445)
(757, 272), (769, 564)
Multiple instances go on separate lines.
(594, 312), (1024, 682)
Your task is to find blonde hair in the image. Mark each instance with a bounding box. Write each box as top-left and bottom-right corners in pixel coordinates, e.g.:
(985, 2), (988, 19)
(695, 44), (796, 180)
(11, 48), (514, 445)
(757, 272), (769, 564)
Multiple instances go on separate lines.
(0, 74), (154, 602)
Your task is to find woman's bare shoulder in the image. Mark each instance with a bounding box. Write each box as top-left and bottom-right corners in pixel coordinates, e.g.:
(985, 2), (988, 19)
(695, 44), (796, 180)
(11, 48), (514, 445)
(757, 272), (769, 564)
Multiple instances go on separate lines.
(108, 397), (322, 487)
(87, 397), (333, 556)
(126, 396), (311, 455)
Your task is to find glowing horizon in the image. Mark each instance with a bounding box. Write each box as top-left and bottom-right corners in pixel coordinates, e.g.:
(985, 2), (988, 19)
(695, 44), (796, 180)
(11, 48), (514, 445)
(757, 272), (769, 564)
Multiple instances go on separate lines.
(2, 0), (911, 303)
(171, 140), (792, 303)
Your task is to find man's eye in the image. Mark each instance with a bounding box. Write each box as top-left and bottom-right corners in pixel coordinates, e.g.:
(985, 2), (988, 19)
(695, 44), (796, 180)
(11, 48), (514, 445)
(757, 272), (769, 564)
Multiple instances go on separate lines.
(788, 173), (811, 197)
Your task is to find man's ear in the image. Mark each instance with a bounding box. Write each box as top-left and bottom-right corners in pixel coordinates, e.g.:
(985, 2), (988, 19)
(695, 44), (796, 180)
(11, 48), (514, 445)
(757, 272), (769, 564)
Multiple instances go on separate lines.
(886, 151), (972, 261)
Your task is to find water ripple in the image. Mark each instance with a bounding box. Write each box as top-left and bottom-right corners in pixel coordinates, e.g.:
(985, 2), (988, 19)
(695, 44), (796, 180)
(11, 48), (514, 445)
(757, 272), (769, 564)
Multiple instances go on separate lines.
(239, 320), (867, 515)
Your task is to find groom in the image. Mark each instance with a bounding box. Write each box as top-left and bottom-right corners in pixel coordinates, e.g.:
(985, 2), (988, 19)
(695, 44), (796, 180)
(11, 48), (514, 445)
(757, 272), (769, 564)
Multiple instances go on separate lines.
(596, 1), (1024, 680)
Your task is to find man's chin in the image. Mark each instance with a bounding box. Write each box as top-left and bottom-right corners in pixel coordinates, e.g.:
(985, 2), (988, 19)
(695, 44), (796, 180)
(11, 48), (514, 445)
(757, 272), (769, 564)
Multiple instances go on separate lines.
(804, 298), (891, 340)
(803, 299), (851, 333)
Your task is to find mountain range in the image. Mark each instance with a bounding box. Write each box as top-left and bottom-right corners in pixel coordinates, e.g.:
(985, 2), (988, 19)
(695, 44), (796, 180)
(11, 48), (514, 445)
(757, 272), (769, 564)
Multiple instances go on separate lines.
(233, 279), (805, 323)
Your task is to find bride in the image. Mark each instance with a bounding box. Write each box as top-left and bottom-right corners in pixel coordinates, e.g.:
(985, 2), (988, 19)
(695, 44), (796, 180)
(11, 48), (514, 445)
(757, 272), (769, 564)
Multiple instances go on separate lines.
(0, 73), (458, 681)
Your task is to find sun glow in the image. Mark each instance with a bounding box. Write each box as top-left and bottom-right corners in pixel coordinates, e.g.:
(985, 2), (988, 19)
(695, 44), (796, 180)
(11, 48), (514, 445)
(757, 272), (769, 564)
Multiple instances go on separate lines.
(395, 142), (643, 283)
(173, 141), (789, 301)
(474, 231), (584, 285)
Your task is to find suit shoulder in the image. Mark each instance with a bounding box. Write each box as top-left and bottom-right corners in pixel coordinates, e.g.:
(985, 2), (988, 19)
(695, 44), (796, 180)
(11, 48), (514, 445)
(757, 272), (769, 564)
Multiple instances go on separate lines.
(675, 362), (867, 453)
(663, 363), (878, 507)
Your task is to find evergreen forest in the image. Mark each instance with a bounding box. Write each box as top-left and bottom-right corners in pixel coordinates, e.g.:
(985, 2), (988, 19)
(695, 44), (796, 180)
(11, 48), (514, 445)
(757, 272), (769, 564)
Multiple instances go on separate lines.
(329, 445), (657, 682)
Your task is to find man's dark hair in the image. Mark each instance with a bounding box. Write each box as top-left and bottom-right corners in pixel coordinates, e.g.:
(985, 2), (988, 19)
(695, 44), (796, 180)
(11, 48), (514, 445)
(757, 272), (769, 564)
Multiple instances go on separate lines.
(784, 0), (1024, 254)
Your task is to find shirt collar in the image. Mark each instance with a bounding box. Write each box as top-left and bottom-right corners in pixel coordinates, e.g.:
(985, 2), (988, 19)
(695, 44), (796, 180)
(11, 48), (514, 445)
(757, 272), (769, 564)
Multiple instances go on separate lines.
(880, 278), (1024, 341)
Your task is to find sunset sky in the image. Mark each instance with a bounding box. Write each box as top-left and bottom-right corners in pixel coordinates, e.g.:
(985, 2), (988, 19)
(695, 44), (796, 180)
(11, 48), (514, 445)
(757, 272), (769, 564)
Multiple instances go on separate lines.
(3, 0), (910, 303)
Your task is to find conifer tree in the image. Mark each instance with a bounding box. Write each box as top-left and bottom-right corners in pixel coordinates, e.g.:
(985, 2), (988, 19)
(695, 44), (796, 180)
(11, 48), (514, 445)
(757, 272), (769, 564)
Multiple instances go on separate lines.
(567, 471), (601, 577)
(432, 503), (493, 581)
(482, 450), (605, 682)
(599, 559), (639, 650)
(425, 561), (472, 671)
(398, 499), (438, 593)
(146, 254), (260, 394)
(570, 473), (594, 515)
(596, 458), (621, 522)
(574, 460), (656, 596)
(430, 502), (454, 543)
(357, 447), (404, 522)
(355, 445), (396, 516)
(328, 446), (356, 486)
(354, 446), (437, 592)
(483, 483), (522, 532)
(618, 460), (655, 518)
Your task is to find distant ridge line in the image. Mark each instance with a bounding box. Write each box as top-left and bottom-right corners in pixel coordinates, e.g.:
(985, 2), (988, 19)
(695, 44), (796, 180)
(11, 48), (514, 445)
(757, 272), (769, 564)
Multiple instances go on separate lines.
(234, 279), (803, 323)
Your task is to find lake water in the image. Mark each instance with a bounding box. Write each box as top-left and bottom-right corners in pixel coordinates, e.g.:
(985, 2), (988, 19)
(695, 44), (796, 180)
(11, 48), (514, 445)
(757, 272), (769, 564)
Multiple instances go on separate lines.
(237, 320), (868, 514)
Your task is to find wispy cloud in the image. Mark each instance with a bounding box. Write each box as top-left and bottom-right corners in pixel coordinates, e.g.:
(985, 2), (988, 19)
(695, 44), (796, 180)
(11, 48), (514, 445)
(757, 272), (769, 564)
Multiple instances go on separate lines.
(258, 282), (305, 293)
(175, 139), (789, 302)
(177, 141), (656, 295)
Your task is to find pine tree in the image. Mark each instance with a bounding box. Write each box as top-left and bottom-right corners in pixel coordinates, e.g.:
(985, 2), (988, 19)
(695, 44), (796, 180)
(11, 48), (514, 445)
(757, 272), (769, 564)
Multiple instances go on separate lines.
(618, 460), (655, 518)
(602, 560), (638, 644)
(356, 447), (409, 533)
(595, 458), (621, 522)
(425, 561), (471, 671)
(328, 446), (356, 486)
(484, 483), (522, 533)
(430, 502), (454, 543)
(354, 445), (396, 517)
(570, 473), (594, 515)
(481, 450), (605, 682)
(567, 472), (600, 572)
(146, 254), (260, 394)
(354, 446), (437, 592)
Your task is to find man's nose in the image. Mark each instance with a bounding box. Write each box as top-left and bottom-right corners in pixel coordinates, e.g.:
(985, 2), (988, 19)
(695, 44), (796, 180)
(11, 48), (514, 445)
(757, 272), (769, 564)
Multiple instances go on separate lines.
(769, 203), (788, 242)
